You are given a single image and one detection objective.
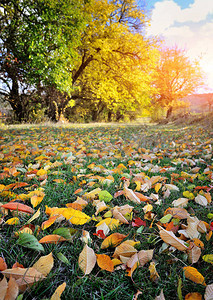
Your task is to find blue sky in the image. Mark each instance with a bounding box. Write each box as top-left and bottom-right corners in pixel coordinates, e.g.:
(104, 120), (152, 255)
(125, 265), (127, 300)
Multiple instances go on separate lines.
(144, 0), (213, 92)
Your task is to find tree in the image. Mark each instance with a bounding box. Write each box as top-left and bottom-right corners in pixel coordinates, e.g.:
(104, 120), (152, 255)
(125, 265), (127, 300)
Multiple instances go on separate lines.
(65, 0), (157, 122)
(152, 46), (204, 118)
(0, 0), (86, 121)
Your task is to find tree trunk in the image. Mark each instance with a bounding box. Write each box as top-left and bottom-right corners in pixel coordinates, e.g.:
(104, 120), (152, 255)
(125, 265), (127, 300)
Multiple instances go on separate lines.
(166, 106), (173, 119)
(8, 76), (24, 122)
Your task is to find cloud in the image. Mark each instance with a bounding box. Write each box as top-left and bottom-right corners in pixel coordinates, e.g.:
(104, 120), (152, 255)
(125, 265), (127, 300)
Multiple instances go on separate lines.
(147, 0), (213, 91)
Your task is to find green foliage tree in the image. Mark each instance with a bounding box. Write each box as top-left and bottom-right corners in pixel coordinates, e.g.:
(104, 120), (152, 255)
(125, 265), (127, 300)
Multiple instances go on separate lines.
(0, 0), (86, 121)
(151, 46), (204, 118)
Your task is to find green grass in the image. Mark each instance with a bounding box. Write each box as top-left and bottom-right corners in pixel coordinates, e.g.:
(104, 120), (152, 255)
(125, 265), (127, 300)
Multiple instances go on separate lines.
(0, 122), (212, 299)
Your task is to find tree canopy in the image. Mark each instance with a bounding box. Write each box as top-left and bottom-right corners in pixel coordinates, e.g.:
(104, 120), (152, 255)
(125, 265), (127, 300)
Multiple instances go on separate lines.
(151, 46), (204, 118)
(0, 1), (205, 123)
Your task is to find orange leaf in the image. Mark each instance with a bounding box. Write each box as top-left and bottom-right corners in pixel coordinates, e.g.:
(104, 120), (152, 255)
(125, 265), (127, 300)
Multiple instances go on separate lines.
(39, 235), (67, 244)
(12, 262), (24, 269)
(66, 203), (83, 211)
(41, 215), (59, 230)
(96, 254), (114, 272)
(12, 182), (29, 190)
(0, 257), (7, 271)
(1, 202), (34, 214)
(185, 292), (202, 300)
(101, 233), (127, 249)
(183, 266), (206, 286)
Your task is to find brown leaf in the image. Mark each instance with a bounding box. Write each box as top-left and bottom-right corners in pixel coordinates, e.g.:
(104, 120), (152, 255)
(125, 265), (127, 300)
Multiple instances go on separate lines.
(187, 243), (201, 264)
(2, 267), (45, 292)
(204, 283), (213, 300)
(155, 289), (165, 300)
(157, 225), (188, 251)
(0, 276), (8, 300)
(4, 276), (19, 300)
(78, 244), (96, 275)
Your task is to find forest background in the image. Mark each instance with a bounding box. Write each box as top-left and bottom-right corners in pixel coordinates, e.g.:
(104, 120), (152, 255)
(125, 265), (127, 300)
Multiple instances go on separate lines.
(0, 0), (206, 124)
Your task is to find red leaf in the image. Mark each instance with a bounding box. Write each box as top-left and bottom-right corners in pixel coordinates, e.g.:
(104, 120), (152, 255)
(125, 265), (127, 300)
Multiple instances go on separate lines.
(93, 230), (106, 239)
(1, 202), (34, 214)
(210, 221), (213, 231)
(132, 217), (146, 227)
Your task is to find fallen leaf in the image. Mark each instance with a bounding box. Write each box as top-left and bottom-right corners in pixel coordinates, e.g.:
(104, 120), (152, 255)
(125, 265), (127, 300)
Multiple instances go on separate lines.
(50, 282), (66, 300)
(183, 266), (206, 286)
(157, 225), (188, 251)
(17, 232), (44, 252)
(101, 233), (127, 249)
(39, 234), (67, 244)
(2, 267), (45, 292)
(4, 276), (19, 300)
(1, 202), (34, 214)
(0, 257), (7, 271)
(195, 195), (208, 206)
(96, 254), (114, 272)
(33, 252), (54, 276)
(149, 261), (159, 281)
(202, 254), (213, 264)
(155, 289), (165, 300)
(0, 276), (8, 300)
(78, 244), (96, 275)
(41, 215), (59, 230)
(185, 292), (202, 300)
(204, 283), (213, 300)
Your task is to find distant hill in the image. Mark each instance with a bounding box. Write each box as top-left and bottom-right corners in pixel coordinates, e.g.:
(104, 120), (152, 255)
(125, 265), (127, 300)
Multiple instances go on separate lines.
(181, 93), (213, 112)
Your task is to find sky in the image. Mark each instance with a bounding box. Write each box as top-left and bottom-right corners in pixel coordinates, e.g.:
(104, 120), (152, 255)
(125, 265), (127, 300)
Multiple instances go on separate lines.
(145, 0), (213, 93)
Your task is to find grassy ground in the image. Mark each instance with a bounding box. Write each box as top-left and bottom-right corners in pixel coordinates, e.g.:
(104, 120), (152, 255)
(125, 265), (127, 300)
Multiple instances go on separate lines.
(0, 122), (212, 299)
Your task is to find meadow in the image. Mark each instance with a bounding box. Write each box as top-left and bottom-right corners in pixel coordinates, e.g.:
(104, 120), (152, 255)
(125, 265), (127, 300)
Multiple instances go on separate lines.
(0, 122), (212, 300)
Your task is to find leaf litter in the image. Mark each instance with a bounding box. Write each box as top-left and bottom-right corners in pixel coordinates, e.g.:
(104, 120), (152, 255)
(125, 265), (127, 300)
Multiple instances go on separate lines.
(0, 124), (212, 299)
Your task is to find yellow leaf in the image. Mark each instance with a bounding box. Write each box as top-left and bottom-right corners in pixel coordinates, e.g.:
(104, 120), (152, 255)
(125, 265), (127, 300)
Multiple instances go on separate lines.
(33, 252), (54, 276)
(155, 183), (162, 193)
(101, 233), (127, 249)
(31, 194), (44, 208)
(183, 266), (206, 286)
(149, 261), (159, 282)
(111, 258), (122, 266)
(37, 169), (47, 176)
(5, 217), (19, 225)
(61, 207), (90, 225)
(50, 282), (66, 300)
(96, 254), (114, 272)
(96, 218), (120, 230)
(202, 254), (213, 264)
(78, 244), (96, 275)
(26, 208), (41, 224)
